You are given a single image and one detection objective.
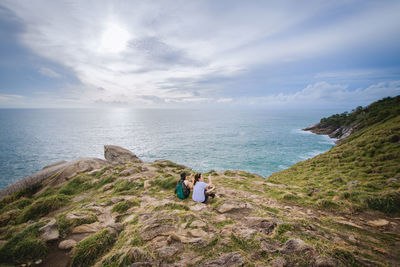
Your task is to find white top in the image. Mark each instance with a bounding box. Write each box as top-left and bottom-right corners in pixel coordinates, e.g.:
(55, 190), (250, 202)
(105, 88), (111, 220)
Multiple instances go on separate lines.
(192, 181), (207, 202)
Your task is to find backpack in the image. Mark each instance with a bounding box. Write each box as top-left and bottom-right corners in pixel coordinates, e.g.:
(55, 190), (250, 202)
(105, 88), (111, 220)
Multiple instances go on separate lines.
(175, 180), (190, 199)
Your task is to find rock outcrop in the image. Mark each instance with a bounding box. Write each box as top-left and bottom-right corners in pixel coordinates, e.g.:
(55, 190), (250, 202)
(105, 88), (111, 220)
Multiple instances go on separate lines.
(104, 145), (141, 163)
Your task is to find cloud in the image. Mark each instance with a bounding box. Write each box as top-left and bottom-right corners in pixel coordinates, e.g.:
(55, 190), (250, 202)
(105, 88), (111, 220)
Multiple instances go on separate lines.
(217, 98), (233, 103)
(38, 67), (62, 78)
(0, 94), (23, 101)
(237, 81), (400, 108)
(1, 1), (400, 107)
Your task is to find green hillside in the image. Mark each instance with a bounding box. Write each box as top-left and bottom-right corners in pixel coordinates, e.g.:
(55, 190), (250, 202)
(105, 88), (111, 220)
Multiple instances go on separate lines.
(268, 97), (400, 214)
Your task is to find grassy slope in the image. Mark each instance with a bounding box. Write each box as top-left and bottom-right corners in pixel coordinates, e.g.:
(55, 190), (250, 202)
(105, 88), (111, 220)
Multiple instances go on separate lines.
(268, 106), (400, 214)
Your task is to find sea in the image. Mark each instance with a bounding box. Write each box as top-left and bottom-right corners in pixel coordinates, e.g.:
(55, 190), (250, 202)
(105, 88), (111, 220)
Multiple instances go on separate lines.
(0, 108), (338, 189)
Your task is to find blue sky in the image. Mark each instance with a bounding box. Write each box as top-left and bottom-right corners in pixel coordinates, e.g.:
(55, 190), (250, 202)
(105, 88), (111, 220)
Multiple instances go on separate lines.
(0, 0), (399, 109)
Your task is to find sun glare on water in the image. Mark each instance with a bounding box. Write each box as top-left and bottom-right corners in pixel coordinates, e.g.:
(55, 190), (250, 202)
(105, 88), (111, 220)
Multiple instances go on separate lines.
(99, 22), (131, 53)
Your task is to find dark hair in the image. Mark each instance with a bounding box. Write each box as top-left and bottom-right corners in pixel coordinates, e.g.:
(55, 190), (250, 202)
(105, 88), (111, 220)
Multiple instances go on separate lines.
(194, 173), (201, 185)
(180, 172), (187, 180)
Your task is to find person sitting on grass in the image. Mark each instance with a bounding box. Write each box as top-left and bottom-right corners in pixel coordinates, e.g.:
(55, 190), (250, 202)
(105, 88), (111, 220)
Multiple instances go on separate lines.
(175, 172), (193, 199)
(192, 173), (215, 203)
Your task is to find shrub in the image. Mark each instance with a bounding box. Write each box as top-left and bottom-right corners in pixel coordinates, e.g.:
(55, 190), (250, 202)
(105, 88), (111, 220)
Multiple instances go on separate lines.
(364, 192), (400, 214)
(94, 176), (115, 190)
(152, 175), (177, 190)
(70, 229), (116, 267)
(56, 212), (98, 236)
(18, 195), (70, 223)
(113, 180), (143, 194)
(317, 199), (340, 210)
(0, 222), (48, 264)
(153, 202), (189, 211)
(58, 175), (93, 195)
(112, 200), (140, 214)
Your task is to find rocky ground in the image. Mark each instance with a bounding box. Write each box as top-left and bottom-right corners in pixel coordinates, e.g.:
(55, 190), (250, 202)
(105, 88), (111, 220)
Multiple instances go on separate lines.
(0, 145), (399, 267)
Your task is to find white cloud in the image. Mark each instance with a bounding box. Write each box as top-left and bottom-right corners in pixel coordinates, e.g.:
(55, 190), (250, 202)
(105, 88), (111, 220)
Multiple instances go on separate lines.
(0, 94), (23, 101)
(237, 81), (400, 108)
(38, 67), (62, 78)
(217, 98), (233, 103)
(2, 1), (400, 106)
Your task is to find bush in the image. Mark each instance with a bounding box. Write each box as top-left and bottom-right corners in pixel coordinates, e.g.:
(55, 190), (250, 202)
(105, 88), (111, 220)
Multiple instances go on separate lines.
(364, 192), (400, 214)
(18, 195), (70, 223)
(113, 180), (143, 194)
(152, 175), (177, 190)
(58, 175), (93, 195)
(56, 212), (98, 236)
(70, 229), (116, 267)
(112, 200), (140, 214)
(0, 222), (48, 264)
(94, 176), (115, 190)
(317, 199), (340, 210)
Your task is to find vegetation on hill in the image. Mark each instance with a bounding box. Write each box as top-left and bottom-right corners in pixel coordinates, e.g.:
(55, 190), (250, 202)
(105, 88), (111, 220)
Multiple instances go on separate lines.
(320, 95), (400, 130)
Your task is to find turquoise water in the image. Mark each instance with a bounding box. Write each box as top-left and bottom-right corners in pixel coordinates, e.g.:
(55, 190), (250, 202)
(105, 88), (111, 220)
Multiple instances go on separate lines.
(0, 108), (336, 189)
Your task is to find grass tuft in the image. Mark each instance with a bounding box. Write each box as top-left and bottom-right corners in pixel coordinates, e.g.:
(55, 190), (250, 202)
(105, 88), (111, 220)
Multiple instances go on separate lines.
(70, 229), (116, 267)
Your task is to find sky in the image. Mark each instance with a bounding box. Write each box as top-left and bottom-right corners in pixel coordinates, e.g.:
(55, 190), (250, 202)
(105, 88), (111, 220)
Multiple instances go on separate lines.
(0, 0), (400, 109)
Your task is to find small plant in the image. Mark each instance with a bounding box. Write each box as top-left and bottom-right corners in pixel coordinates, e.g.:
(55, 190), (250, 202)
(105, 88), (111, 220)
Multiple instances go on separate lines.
(152, 175), (178, 190)
(112, 200), (140, 213)
(113, 180), (143, 194)
(58, 175), (93, 195)
(94, 176), (115, 189)
(17, 195), (70, 223)
(224, 170), (236, 177)
(0, 222), (48, 264)
(364, 192), (400, 214)
(70, 229), (116, 267)
(153, 202), (189, 211)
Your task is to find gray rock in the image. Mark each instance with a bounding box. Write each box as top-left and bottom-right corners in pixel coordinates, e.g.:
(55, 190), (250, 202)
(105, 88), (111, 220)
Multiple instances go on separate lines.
(58, 239), (77, 250)
(386, 178), (398, 183)
(246, 217), (277, 235)
(138, 219), (177, 241)
(156, 246), (178, 261)
(197, 251), (245, 267)
(280, 238), (313, 254)
(39, 219), (59, 242)
(314, 255), (337, 267)
(104, 145), (141, 163)
(107, 222), (124, 232)
(217, 200), (254, 219)
(346, 180), (358, 185)
(260, 240), (279, 253)
(111, 197), (124, 204)
(270, 257), (287, 267)
(128, 247), (151, 263)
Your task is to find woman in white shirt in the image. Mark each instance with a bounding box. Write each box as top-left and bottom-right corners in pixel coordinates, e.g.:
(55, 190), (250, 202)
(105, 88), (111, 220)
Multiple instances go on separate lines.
(192, 173), (215, 203)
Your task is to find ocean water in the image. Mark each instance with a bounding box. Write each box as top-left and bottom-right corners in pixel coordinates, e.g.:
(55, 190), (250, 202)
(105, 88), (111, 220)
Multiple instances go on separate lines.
(0, 108), (336, 189)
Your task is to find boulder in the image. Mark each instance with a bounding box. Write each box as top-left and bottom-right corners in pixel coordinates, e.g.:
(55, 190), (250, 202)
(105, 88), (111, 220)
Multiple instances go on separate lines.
(138, 219), (177, 241)
(270, 257), (287, 267)
(39, 219), (59, 242)
(187, 229), (209, 238)
(246, 217), (277, 235)
(197, 251), (245, 267)
(72, 222), (101, 233)
(314, 255), (337, 267)
(260, 240), (279, 253)
(367, 219), (389, 227)
(104, 145), (141, 163)
(280, 238), (313, 254)
(58, 239), (77, 250)
(156, 246), (179, 261)
(217, 200), (254, 218)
